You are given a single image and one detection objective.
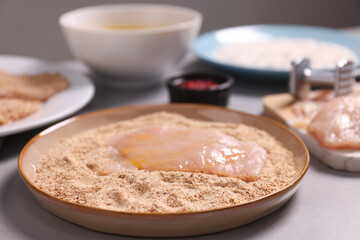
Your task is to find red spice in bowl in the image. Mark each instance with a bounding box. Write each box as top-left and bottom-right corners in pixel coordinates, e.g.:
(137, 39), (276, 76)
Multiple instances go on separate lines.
(179, 79), (219, 90)
(166, 72), (234, 106)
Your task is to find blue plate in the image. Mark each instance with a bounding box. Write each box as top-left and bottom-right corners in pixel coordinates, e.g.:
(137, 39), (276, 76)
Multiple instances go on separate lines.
(192, 24), (360, 80)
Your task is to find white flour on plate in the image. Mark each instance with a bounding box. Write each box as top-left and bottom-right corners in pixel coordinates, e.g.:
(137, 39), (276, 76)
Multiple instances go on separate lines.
(213, 38), (357, 70)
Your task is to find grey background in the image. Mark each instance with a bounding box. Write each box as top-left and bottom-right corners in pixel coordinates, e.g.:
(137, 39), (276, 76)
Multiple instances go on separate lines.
(0, 0), (360, 61)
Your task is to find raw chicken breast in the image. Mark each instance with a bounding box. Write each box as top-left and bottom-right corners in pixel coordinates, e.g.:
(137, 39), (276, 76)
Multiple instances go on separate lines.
(106, 125), (267, 181)
(291, 89), (334, 129)
(308, 95), (360, 149)
(292, 100), (325, 129)
(290, 83), (360, 130)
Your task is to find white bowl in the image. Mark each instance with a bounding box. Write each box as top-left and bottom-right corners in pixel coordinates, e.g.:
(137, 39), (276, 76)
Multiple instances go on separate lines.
(59, 4), (202, 87)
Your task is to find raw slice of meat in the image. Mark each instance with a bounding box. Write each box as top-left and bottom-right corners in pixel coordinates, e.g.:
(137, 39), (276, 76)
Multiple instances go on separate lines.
(308, 95), (360, 149)
(290, 84), (360, 129)
(106, 125), (267, 181)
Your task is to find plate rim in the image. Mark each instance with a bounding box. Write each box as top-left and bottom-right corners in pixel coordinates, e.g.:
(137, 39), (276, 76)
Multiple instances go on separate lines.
(18, 103), (310, 217)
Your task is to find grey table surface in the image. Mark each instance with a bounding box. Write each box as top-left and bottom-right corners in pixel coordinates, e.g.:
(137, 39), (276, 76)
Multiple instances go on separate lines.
(1, 30), (360, 240)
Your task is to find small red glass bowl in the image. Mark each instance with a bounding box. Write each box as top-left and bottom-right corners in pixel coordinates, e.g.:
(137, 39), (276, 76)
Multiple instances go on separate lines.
(166, 72), (234, 106)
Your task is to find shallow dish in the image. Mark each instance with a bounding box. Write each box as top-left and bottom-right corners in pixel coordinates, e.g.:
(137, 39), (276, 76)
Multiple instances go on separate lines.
(0, 55), (95, 137)
(192, 24), (360, 80)
(19, 104), (309, 237)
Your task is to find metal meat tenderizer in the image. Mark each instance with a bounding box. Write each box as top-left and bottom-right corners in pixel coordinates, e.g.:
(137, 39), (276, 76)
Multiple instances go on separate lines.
(289, 57), (359, 99)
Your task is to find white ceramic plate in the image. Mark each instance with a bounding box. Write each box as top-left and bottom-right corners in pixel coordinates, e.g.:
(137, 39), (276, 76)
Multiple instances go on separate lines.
(0, 55), (95, 137)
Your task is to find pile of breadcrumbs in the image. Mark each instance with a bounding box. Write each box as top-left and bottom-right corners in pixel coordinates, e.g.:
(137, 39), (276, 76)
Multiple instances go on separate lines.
(0, 70), (69, 125)
(34, 112), (297, 213)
